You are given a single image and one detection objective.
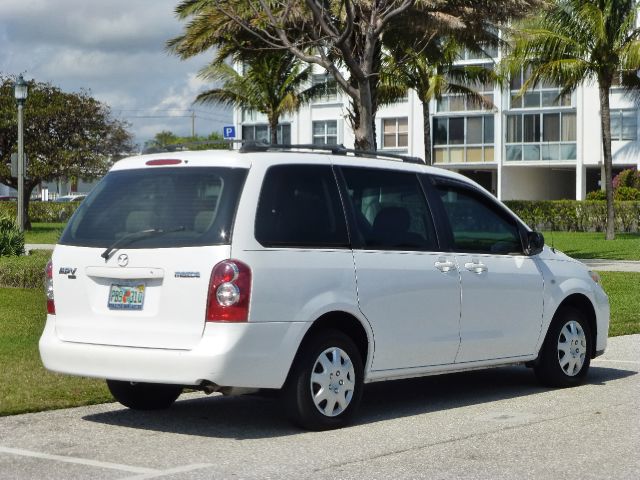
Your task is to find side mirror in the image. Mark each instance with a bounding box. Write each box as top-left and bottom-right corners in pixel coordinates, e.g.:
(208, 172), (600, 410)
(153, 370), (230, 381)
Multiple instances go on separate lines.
(525, 231), (545, 256)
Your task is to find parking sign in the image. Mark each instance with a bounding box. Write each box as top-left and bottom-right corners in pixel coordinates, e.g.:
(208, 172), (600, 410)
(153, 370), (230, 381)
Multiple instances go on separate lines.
(223, 126), (236, 139)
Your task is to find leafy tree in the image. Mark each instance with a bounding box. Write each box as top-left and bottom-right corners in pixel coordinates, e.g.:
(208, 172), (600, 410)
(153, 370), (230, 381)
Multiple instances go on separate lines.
(503, 0), (640, 240)
(143, 130), (227, 152)
(196, 52), (325, 145)
(168, 0), (541, 151)
(0, 76), (134, 229)
(381, 35), (499, 164)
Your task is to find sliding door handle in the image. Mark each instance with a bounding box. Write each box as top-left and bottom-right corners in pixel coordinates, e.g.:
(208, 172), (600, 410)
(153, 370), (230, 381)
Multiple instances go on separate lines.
(435, 260), (456, 273)
(464, 261), (488, 274)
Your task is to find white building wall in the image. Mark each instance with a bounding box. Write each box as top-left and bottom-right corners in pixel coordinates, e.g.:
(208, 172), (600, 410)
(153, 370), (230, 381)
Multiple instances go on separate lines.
(235, 63), (639, 201)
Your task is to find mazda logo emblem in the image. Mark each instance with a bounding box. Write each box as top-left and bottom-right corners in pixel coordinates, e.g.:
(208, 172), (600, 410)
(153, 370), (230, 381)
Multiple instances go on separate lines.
(117, 254), (129, 267)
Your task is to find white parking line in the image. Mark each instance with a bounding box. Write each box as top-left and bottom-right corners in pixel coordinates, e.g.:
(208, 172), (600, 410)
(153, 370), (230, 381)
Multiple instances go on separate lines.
(121, 464), (214, 479)
(0, 446), (157, 475)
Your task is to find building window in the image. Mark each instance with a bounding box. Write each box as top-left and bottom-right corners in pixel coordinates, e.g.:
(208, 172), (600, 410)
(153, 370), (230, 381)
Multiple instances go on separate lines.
(382, 118), (408, 149)
(510, 67), (572, 109)
(312, 74), (338, 102)
(433, 115), (494, 164)
(312, 120), (338, 145)
(242, 124), (269, 143)
(437, 64), (495, 112)
(241, 109), (259, 123)
(459, 44), (498, 61)
(505, 112), (576, 161)
(611, 110), (637, 141)
(242, 124), (291, 144)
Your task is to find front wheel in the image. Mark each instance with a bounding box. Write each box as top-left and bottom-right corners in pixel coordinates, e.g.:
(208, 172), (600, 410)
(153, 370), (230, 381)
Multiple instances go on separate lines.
(283, 330), (364, 430)
(106, 380), (183, 410)
(534, 307), (592, 387)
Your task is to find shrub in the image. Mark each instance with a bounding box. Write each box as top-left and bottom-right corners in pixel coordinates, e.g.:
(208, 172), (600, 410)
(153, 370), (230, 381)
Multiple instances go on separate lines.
(614, 186), (640, 201)
(504, 200), (640, 232)
(0, 201), (80, 223)
(0, 216), (25, 257)
(613, 168), (640, 190)
(0, 250), (50, 288)
(586, 190), (606, 200)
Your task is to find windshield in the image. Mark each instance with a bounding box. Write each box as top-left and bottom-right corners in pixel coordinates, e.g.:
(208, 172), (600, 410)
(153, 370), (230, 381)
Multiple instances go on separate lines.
(59, 167), (247, 249)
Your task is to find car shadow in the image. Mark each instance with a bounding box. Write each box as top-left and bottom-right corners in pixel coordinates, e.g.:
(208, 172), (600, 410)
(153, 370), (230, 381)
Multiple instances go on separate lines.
(83, 365), (635, 440)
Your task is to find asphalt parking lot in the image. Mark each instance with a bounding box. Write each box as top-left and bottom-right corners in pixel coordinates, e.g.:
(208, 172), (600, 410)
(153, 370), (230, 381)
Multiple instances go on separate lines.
(1, 334), (638, 480)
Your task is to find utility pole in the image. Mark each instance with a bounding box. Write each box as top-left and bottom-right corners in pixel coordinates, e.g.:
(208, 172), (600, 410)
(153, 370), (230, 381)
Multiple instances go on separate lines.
(191, 111), (196, 138)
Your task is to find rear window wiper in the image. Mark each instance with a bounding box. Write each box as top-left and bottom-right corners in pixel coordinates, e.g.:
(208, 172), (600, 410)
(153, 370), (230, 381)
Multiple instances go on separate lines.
(101, 226), (185, 261)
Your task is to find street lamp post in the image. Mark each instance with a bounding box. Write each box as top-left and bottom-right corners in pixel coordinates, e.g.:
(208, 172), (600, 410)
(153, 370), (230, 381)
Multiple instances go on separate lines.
(14, 75), (28, 232)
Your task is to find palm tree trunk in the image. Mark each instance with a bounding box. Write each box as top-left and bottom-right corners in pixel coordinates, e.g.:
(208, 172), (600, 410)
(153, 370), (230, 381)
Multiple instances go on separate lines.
(598, 81), (615, 240)
(420, 94), (432, 165)
(268, 115), (279, 145)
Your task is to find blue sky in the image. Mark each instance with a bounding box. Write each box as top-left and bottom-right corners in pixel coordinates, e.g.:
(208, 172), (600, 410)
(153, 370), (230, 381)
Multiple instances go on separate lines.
(0, 0), (232, 148)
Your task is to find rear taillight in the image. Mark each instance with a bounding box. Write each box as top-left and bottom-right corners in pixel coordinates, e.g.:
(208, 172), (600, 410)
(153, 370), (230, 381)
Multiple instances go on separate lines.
(45, 260), (55, 315)
(206, 260), (251, 322)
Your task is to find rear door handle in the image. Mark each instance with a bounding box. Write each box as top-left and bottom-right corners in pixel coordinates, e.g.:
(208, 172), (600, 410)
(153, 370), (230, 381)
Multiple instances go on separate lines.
(435, 260), (456, 273)
(464, 261), (488, 274)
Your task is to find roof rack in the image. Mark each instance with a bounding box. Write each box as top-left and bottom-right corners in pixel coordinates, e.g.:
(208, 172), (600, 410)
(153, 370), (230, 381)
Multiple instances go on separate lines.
(142, 139), (242, 154)
(239, 141), (425, 164)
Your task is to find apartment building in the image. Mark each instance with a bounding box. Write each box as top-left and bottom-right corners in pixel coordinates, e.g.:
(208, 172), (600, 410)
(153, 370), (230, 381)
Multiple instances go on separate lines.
(234, 54), (639, 201)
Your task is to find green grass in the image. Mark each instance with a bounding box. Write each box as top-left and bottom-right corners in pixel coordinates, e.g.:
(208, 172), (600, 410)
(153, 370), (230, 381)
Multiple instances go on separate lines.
(0, 288), (111, 416)
(599, 272), (640, 337)
(542, 231), (640, 260)
(24, 222), (66, 244)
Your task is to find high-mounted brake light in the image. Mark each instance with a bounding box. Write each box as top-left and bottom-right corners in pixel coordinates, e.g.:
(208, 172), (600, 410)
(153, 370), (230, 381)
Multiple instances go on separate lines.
(145, 159), (182, 166)
(45, 260), (55, 315)
(206, 260), (251, 322)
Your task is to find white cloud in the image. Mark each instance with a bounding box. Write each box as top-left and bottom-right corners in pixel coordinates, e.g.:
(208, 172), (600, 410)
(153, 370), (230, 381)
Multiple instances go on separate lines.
(153, 73), (209, 113)
(0, 0), (230, 145)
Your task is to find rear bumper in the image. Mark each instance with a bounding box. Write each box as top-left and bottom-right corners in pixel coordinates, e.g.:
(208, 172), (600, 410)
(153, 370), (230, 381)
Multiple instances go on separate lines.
(39, 316), (308, 389)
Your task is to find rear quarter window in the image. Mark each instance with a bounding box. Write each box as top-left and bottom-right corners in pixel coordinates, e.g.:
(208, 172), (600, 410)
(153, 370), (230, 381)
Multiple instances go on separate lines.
(254, 164), (349, 248)
(59, 167), (247, 248)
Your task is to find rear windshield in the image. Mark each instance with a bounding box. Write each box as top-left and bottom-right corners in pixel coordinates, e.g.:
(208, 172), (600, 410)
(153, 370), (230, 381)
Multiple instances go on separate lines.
(59, 167), (247, 248)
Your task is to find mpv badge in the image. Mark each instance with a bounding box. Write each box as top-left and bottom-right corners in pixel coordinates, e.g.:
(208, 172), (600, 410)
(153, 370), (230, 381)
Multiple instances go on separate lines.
(117, 254), (129, 267)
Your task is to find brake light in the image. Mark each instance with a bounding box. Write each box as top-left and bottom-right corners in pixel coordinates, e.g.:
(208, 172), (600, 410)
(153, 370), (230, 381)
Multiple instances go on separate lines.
(145, 159), (182, 166)
(45, 260), (55, 315)
(206, 260), (251, 322)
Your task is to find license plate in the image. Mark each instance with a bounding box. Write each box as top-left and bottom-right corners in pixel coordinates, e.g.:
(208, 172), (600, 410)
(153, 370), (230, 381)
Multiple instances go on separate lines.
(108, 282), (146, 310)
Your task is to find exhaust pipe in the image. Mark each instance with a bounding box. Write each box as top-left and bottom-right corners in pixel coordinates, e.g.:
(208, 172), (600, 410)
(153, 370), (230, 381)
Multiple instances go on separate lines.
(198, 381), (258, 396)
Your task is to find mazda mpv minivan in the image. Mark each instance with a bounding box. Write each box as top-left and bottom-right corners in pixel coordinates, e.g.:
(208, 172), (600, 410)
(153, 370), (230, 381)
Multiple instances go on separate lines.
(40, 145), (609, 430)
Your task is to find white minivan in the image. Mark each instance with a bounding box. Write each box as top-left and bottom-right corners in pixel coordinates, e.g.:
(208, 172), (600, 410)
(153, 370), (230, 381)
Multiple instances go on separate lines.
(40, 146), (610, 430)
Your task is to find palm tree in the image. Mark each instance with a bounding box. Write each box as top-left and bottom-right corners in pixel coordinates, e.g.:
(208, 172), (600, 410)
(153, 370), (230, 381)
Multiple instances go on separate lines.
(504, 0), (640, 240)
(196, 51), (325, 145)
(381, 38), (499, 164)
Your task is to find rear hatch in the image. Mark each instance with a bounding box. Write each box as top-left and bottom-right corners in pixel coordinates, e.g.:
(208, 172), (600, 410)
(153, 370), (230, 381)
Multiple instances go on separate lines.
(53, 164), (247, 350)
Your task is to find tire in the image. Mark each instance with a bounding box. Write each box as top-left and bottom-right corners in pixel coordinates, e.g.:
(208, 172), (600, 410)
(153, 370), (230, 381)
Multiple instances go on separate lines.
(534, 307), (592, 387)
(283, 329), (364, 430)
(106, 380), (183, 410)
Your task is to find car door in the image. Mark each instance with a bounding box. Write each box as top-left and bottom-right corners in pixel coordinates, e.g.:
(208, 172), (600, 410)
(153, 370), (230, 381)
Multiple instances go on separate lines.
(338, 166), (461, 371)
(427, 177), (544, 363)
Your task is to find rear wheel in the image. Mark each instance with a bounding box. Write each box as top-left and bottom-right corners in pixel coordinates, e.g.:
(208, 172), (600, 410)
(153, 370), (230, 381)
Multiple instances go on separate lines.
(283, 330), (364, 430)
(534, 307), (592, 387)
(106, 380), (183, 410)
